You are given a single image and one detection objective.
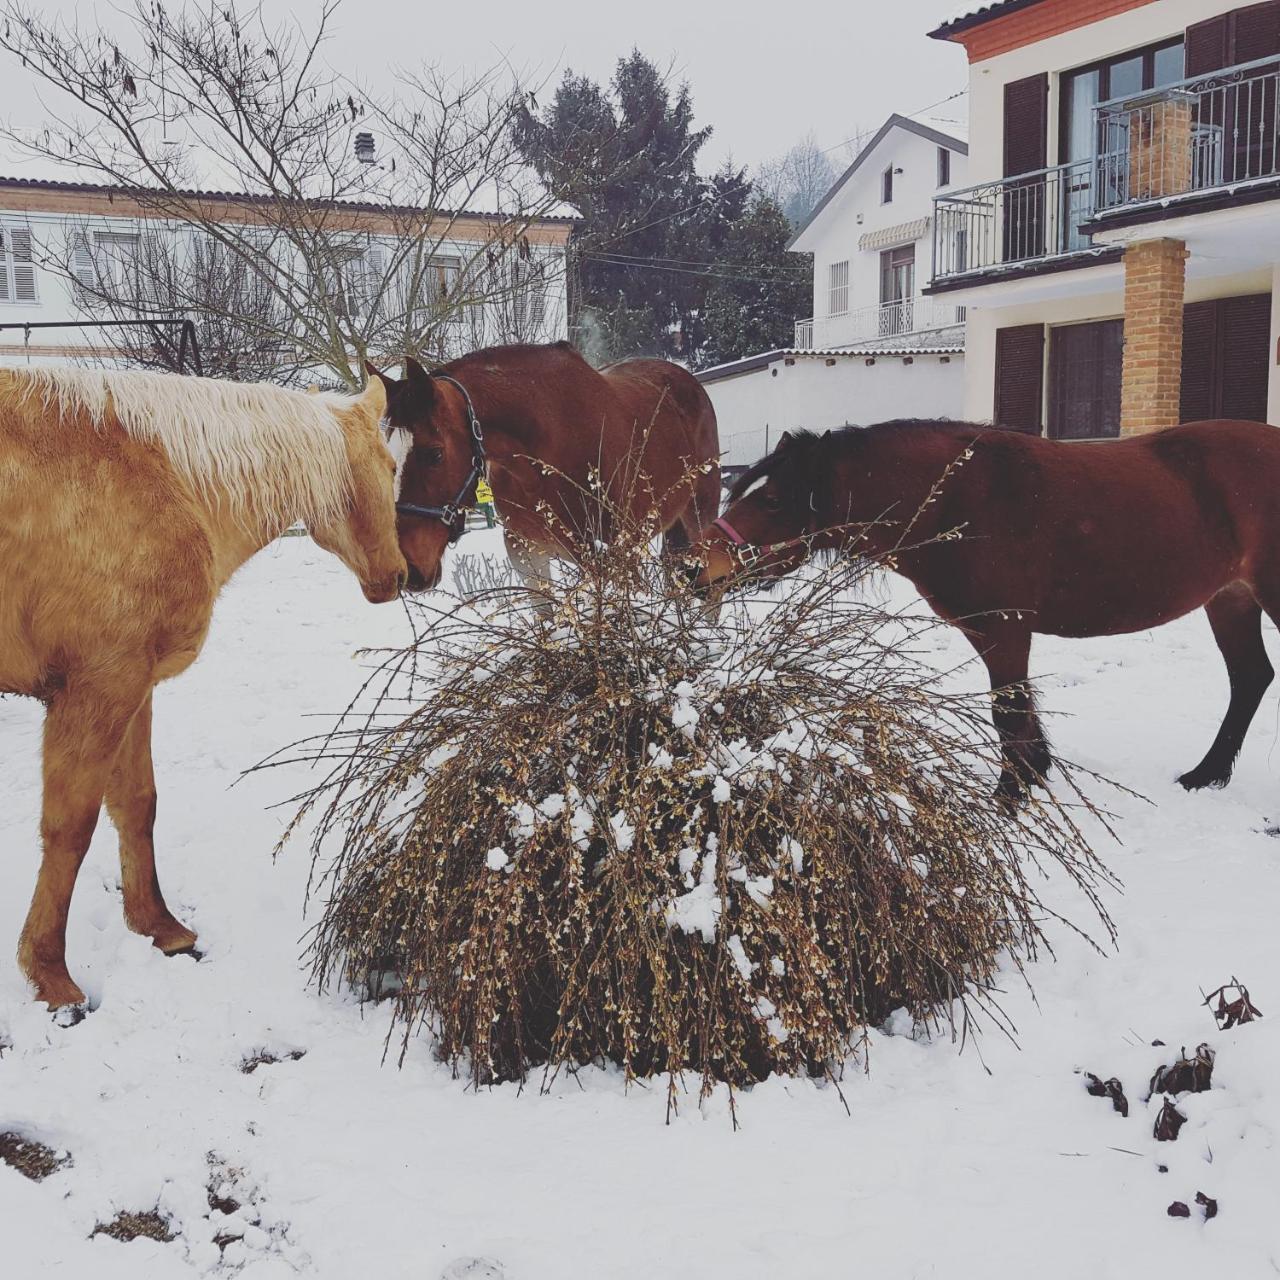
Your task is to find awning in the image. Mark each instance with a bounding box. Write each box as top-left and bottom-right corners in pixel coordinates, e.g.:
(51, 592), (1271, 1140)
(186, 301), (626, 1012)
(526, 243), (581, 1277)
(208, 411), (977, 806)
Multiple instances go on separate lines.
(859, 216), (931, 252)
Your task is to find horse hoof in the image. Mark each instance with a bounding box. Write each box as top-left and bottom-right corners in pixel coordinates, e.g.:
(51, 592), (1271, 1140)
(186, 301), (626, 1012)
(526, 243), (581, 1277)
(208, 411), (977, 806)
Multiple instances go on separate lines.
(149, 922), (200, 957)
(51, 1003), (89, 1028)
(1177, 768), (1229, 792)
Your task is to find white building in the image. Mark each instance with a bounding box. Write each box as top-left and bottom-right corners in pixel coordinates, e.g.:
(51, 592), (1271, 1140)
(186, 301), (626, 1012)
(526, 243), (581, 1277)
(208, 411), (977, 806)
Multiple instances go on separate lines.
(698, 114), (970, 469)
(0, 175), (573, 373)
(926, 0), (1280, 437)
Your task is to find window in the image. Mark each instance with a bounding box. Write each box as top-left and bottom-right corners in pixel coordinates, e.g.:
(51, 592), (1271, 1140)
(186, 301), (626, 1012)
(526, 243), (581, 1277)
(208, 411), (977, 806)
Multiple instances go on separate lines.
(0, 225), (37, 303)
(879, 245), (915, 334)
(1181, 293), (1271, 423)
(1059, 38), (1185, 166)
(827, 259), (849, 316)
(511, 256), (547, 331)
(1048, 319), (1123, 439)
(71, 229), (143, 301)
(994, 323), (1046, 434)
(937, 146), (951, 187)
(881, 165), (894, 203)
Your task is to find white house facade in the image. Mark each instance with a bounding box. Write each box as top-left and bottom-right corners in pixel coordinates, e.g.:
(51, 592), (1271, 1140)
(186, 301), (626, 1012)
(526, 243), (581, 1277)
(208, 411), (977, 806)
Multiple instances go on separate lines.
(790, 114), (970, 352)
(928, 0), (1280, 437)
(698, 114), (970, 469)
(0, 176), (573, 372)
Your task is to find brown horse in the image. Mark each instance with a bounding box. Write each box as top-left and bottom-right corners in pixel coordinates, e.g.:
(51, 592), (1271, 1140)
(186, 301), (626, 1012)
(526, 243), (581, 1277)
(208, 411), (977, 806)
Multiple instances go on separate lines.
(369, 342), (720, 591)
(696, 419), (1280, 799)
(0, 366), (405, 1009)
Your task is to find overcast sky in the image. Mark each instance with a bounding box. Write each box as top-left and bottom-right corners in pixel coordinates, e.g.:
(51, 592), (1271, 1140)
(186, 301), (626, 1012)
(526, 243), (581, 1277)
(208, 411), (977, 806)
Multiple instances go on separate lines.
(0, 0), (970, 175)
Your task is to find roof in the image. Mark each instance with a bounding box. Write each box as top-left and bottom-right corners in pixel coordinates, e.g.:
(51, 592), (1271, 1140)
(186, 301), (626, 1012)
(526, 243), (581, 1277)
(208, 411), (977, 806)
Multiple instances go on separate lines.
(928, 0), (1050, 40)
(696, 343), (964, 384)
(787, 114), (969, 251)
(0, 174), (578, 227)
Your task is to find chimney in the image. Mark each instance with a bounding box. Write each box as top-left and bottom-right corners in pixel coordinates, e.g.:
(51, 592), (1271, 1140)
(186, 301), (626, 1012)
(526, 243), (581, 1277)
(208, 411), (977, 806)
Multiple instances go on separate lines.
(354, 132), (376, 165)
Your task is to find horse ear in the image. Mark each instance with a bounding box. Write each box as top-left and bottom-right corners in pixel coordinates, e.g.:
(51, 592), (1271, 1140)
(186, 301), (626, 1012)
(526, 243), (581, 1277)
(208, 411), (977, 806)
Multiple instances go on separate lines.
(775, 431), (794, 453)
(364, 361), (399, 402)
(359, 370), (388, 420)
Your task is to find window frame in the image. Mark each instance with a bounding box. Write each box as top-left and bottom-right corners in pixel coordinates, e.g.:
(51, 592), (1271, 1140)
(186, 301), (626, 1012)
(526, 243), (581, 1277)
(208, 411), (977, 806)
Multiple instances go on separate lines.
(881, 165), (894, 204)
(827, 259), (850, 316)
(0, 223), (38, 305)
(937, 146), (952, 187)
(1057, 35), (1186, 165)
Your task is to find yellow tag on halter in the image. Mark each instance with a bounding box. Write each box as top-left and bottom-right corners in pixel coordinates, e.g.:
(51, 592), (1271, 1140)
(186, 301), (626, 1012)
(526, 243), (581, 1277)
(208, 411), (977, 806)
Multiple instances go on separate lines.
(475, 478), (494, 505)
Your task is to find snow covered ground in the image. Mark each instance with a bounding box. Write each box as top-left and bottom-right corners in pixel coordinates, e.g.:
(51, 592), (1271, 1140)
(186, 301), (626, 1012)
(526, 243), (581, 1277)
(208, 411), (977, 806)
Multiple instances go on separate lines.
(2, 529), (1279, 1279)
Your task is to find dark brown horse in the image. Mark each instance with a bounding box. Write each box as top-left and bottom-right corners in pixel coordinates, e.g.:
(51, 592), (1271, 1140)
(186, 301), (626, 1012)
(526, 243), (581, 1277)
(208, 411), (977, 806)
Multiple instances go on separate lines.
(696, 419), (1280, 799)
(369, 342), (720, 592)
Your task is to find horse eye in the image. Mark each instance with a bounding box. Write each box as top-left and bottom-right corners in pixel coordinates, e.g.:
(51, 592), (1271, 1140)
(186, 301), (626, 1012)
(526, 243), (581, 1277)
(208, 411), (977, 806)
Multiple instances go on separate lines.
(761, 491), (782, 511)
(423, 447), (444, 466)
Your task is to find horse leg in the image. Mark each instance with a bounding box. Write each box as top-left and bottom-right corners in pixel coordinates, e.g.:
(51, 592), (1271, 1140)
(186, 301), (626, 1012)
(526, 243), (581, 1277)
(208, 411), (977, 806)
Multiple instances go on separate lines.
(105, 692), (198, 955)
(965, 620), (1047, 801)
(1180, 583), (1273, 790)
(19, 675), (148, 1009)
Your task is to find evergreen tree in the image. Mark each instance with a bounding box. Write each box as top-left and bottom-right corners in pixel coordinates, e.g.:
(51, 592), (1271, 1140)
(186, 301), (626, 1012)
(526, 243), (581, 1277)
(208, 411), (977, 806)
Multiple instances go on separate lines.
(699, 194), (811, 369)
(517, 51), (810, 367)
(516, 52), (711, 362)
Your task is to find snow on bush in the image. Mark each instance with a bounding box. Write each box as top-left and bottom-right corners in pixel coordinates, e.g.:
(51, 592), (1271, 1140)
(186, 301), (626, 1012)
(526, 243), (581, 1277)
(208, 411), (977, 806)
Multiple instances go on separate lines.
(281, 518), (1115, 1100)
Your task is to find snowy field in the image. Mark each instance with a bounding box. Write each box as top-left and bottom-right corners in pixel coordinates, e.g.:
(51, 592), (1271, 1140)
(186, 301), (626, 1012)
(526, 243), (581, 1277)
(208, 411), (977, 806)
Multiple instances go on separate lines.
(2, 529), (1279, 1279)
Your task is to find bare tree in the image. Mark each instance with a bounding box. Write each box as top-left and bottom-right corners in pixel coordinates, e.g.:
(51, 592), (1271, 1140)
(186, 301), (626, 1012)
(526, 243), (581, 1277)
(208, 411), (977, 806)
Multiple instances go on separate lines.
(755, 131), (839, 229)
(0, 0), (567, 385)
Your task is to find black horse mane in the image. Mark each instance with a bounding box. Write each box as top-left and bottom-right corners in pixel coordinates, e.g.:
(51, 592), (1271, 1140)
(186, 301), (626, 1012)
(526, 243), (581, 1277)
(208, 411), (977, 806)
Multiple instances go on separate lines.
(728, 419), (986, 503)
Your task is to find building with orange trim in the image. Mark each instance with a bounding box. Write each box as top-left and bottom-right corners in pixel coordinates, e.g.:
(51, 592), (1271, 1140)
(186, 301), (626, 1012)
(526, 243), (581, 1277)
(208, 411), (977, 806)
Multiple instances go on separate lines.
(0, 175), (575, 370)
(927, 0), (1280, 437)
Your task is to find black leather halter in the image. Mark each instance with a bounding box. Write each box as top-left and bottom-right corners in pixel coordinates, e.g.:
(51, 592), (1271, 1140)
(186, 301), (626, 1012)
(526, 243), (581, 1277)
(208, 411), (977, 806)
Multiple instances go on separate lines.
(394, 372), (487, 544)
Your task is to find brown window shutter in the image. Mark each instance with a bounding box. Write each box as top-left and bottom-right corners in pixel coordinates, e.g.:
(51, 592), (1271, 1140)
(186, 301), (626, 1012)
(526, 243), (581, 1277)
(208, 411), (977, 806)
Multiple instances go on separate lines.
(1188, 2), (1280, 74)
(995, 323), (1045, 434)
(1181, 293), (1272, 423)
(1219, 293), (1271, 421)
(1048, 319), (1123, 440)
(1186, 13), (1231, 75)
(1231, 0), (1280, 63)
(1180, 301), (1218, 422)
(1003, 74), (1048, 177)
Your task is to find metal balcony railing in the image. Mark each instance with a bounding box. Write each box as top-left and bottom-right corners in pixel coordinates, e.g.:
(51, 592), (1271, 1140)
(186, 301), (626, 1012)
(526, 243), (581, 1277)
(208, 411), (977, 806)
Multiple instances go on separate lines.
(1094, 55), (1280, 213)
(792, 297), (966, 350)
(932, 157), (1098, 284)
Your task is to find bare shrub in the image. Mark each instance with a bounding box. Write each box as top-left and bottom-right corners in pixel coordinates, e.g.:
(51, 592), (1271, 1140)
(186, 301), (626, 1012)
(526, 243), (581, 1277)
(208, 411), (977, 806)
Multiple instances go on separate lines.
(274, 514), (1115, 1105)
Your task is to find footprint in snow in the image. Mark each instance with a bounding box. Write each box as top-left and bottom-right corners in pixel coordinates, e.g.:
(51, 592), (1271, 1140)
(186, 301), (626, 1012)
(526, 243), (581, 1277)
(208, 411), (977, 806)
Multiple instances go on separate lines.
(441, 1260), (507, 1280)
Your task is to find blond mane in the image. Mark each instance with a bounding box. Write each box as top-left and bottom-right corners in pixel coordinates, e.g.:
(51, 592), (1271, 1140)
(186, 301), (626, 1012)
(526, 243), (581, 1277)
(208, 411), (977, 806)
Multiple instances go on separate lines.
(17, 366), (360, 529)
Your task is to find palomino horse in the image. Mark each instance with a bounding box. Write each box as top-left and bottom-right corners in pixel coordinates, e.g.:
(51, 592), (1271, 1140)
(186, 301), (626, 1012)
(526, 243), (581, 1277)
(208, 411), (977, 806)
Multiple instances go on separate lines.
(0, 367), (405, 1009)
(696, 419), (1280, 799)
(368, 342), (721, 592)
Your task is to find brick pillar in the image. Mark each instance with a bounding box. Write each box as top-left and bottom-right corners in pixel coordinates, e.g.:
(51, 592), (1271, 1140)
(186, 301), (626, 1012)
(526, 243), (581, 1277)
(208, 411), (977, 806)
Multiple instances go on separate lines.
(1120, 238), (1188, 436)
(1127, 92), (1194, 201)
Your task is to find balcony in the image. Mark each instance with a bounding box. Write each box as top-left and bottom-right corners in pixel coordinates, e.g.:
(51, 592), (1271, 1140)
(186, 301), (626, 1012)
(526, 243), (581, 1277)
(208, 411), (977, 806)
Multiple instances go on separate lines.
(1092, 56), (1280, 221)
(930, 158), (1111, 288)
(930, 56), (1280, 289)
(792, 297), (966, 351)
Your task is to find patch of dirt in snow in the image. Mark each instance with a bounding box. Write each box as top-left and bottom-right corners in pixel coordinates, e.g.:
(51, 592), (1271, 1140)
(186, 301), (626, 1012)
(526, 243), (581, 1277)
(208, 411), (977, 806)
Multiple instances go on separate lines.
(92, 1209), (175, 1243)
(0, 1132), (70, 1182)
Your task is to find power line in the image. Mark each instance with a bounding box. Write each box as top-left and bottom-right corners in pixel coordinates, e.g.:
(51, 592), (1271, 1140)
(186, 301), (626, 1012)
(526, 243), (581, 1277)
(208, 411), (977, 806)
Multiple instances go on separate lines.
(581, 253), (807, 286)
(820, 87), (969, 157)
(590, 249), (808, 276)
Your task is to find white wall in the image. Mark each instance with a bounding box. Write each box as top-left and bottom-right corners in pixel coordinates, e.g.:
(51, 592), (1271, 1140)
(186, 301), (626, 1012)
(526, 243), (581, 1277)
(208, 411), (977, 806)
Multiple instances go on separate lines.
(798, 124), (967, 330)
(965, 0), (1244, 184)
(702, 352), (965, 467)
(0, 205), (569, 369)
